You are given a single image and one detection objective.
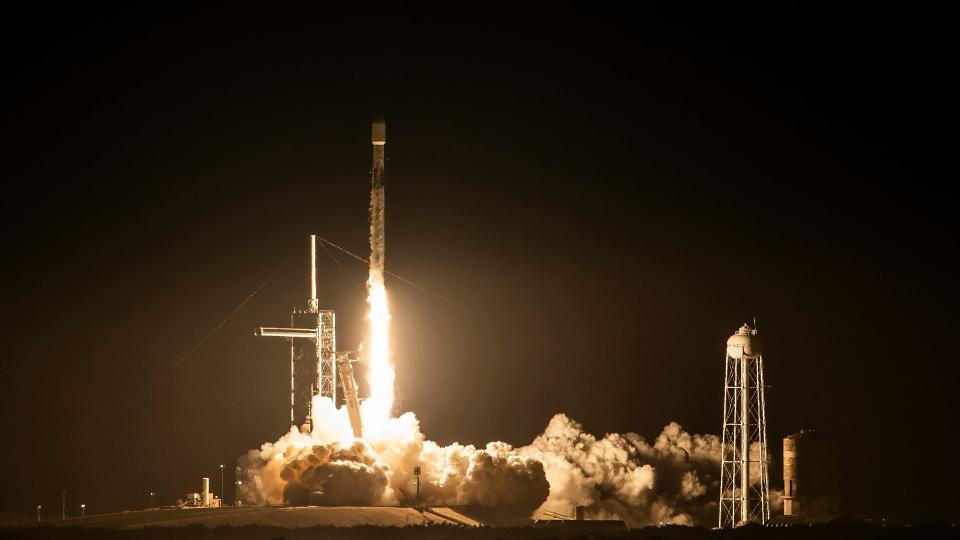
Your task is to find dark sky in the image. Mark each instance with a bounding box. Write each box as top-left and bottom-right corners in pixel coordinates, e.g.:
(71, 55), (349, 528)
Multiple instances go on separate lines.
(1, 4), (955, 524)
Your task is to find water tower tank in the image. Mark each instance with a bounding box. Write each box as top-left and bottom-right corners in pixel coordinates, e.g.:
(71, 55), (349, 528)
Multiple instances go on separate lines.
(726, 324), (762, 359)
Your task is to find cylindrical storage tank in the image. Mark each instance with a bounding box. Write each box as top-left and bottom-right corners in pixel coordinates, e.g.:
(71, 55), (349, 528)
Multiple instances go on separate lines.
(782, 430), (839, 516)
(202, 477), (210, 507)
(726, 324), (762, 359)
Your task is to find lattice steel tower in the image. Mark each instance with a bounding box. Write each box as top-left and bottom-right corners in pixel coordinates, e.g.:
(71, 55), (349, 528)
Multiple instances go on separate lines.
(718, 323), (770, 527)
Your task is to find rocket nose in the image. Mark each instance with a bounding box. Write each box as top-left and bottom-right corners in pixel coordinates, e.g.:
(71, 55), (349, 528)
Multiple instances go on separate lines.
(372, 119), (386, 144)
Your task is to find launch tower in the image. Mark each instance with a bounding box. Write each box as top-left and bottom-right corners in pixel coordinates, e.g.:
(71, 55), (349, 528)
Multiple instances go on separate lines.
(256, 236), (362, 437)
(718, 323), (770, 527)
(256, 236), (337, 432)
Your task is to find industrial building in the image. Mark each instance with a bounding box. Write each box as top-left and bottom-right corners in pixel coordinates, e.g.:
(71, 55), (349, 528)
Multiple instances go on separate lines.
(177, 478), (221, 509)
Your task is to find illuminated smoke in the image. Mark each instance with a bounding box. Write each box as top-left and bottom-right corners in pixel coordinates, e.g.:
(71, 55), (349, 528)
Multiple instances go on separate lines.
(521, 414), (723, 526)
(239, 401), (549, 522)
(239, 396), (767, 526)
(279, 440), (390, 506)
(522, 415), (782, 526)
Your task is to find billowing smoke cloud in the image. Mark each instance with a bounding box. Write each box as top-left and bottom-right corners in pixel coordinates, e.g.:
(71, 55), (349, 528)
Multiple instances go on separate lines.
(239, 401), (779, 527)
(279, 441), (391, 506)
(239, 404), (549, 523)
(521, 414), (722, 526)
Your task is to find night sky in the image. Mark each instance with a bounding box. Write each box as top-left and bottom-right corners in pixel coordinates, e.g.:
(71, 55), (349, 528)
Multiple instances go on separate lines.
(1, 5), (955, 524)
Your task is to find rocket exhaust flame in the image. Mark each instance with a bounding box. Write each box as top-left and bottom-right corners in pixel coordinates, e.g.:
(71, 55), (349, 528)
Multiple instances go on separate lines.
(362, 274), (393, 432)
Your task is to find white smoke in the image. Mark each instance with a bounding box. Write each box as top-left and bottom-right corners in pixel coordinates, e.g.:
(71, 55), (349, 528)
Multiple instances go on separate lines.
(239, 399), (549, 522)
(521, 414), (722, 526)
(239, 401), (762, 527)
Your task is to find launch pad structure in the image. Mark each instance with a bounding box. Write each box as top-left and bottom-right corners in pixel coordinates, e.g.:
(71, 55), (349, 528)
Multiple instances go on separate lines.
(256, 235), (363, 437)
(254, 120), (387, 437)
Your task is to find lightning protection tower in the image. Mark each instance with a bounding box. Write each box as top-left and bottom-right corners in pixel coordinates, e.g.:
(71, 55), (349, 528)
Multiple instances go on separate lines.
(718, 323), (770, 527)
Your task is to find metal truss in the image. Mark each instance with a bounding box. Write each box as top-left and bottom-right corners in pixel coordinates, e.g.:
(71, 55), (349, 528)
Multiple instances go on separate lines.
(319, 310), (337, 404)
(719, 353), (769, 527)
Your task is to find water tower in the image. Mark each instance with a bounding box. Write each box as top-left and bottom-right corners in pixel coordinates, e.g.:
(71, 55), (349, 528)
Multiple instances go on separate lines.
(718, 323), (770, 527)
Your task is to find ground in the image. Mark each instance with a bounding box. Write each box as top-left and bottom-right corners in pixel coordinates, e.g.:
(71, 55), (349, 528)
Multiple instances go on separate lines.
(0, 507), (955, 540)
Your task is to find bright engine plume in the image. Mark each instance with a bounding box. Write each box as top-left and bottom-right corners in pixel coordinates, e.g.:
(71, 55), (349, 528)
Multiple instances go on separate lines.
(362, 274), (393, 432)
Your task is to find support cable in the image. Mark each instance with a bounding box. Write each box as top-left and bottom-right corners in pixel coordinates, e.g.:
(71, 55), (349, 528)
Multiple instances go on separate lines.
(318, 240), (365, 289)
(315, 236), (476, 314)
(151, 261), (288, 386)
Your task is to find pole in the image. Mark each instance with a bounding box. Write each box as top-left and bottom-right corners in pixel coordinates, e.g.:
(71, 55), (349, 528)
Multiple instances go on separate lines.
(81, 504), (85, 518)
(36, 505), (41, 523)
(413, 466), (421, 510)
(719, 355), (730, 529)
(309, 235), (318, 311)
(235, 464), (241, 507)
(150, 492), (155, 508)
(219, 464), (224, 507)
(62, 490), (65, 520)
(740, 355), (750, 524)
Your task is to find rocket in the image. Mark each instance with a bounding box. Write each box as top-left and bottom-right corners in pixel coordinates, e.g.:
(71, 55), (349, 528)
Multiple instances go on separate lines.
(369, 120), (386, 279)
